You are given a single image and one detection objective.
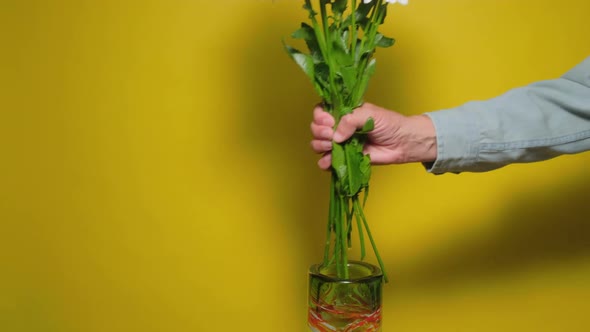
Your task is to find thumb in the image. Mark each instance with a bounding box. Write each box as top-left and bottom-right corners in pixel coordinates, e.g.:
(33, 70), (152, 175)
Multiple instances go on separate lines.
(333, 107), (373, 143)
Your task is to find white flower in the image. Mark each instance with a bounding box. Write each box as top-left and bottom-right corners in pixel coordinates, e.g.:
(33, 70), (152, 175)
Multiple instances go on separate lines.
(363, 0), (409, 4)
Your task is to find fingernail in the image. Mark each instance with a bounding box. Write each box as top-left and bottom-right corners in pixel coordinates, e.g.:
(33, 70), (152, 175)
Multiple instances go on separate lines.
(333, 132), (343, 142)
(322, 141), (332, 150)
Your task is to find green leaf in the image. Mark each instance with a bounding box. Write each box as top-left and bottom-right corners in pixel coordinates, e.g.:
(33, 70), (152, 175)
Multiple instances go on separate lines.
(314, 62), (331, 103)
(339, 106), (354, 117)
(303, 1), (317, 20)
(345, 141), (362, 196)
(332, 0), (348, 16)
(357, 117), (374, 134)
(377, 4), (388, 24)
(333, 29), (349, 56)
(356, 1), (375, 21)
(292, 23), (323, 62)
(331, 27), (352, 68)
(360, 154), (371, 186)
(356, 30), (377, 59)
(283, 42), (315, 81)
(331, 142), (347, 181)
(375, 33), (395, 48)
(339, 66), (357, 95)
(333, 50), (351, 69)
(352, 58), (376, 105)
(314, 62), (330, 88)
(313, 81), (328, 103)
(364, 58), (377, 78)
(291, 23), (314, 40)
(353, 38), (364, 61)
(342, 1), (375, 30)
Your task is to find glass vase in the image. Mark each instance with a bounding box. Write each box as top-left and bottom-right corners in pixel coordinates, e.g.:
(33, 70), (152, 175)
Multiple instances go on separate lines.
(308, 261), (383, 332)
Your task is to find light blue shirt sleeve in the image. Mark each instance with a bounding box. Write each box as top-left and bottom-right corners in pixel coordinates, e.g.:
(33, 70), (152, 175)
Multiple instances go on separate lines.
(424, 56), (590, 174)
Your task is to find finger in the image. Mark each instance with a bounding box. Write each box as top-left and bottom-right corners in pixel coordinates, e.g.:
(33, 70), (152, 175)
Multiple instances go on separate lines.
(363, 145), (385, 165)
(333, 108), (372, 143)
(310, 123), (334, 140)
(311, 139), (333, 153)
(364, 145), (401, 165)
(318, 153), (332, 170)
(313, 106), (335, 127)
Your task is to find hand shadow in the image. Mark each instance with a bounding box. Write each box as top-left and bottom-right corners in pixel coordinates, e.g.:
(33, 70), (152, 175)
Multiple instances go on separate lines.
(399, 168), (590, 289)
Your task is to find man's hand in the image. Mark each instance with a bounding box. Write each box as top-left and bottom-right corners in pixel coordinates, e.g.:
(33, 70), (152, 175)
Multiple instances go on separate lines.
(310, 102), (438, 170)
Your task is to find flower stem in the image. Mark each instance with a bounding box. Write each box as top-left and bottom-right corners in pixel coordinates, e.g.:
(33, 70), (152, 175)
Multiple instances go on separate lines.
(356, 197), (388, 282)
(339, 195), (349, 279)
(351, 0), (358, 57)
(304, 0), (329, 64)
(324, 173), (336, 266)
(353, 196), (366, 260)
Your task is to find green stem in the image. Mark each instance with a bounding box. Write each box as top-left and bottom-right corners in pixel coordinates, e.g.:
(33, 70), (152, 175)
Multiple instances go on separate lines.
(333, 186), (343, 277)
(357, 198), (388, 282)
(352, 1), (385, 106)
(310, 0), (386, 282)
(346, 198), (353, 249)
(324, 173), (336, 266)
(318, 1), (345, 115)
(355, 1), (378, 64)
(353, 196), (366, 260)
(304, 0), (329, 65)
(334, 191), (343, 277)
(369, 1), (386, 44)
(339, 195), (349, 279)
(320, 0), (329, 40)
(350, 0), (357, 58)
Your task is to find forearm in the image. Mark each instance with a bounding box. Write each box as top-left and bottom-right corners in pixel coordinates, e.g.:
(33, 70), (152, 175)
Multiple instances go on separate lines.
(424, 56), (590, 174)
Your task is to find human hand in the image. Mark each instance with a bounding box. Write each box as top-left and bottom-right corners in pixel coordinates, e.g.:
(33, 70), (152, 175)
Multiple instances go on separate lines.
(310, 102), (438, 170)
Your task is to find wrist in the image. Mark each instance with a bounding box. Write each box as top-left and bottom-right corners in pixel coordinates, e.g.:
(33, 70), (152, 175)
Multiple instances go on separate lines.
(404, 115), (437, 163)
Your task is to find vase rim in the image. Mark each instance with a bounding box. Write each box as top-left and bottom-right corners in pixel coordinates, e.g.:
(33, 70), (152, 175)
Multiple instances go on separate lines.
(309, 260), (383, 284)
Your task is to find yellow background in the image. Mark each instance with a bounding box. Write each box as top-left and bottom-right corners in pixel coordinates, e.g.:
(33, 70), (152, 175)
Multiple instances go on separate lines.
(2, 0), (590, 331)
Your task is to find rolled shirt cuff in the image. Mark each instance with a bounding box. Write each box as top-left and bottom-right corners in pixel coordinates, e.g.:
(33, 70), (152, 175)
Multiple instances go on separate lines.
(423, 105), (481, 174)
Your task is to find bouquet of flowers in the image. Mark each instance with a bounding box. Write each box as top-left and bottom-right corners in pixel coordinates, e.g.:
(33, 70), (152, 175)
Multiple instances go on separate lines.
(285, 0), (407, 281)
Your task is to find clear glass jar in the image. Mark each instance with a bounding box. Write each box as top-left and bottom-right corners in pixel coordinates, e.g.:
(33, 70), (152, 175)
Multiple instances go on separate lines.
(308, 261), (383, 332)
